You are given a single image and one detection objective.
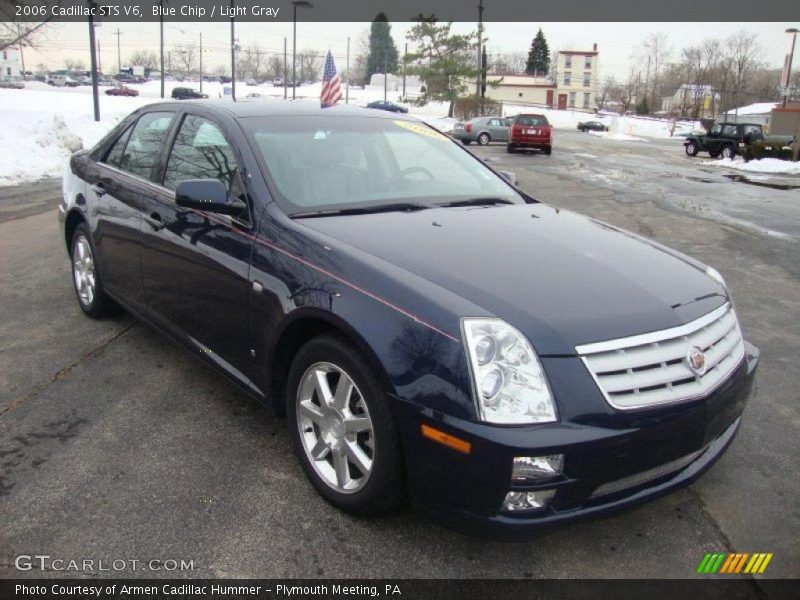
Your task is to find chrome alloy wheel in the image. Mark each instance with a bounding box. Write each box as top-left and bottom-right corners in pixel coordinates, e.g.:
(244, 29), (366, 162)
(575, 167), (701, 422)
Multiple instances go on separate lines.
(72, 235), (96, 307)
(296, 362), (374, 493)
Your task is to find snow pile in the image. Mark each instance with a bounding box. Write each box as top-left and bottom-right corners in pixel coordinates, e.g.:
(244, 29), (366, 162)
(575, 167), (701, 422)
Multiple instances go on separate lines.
(714, 157), (800, 176)
(589, 131), (648, 142)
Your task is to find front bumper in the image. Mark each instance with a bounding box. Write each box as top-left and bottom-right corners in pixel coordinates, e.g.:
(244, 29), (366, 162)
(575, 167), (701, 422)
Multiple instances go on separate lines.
(394, 341), (758, 540)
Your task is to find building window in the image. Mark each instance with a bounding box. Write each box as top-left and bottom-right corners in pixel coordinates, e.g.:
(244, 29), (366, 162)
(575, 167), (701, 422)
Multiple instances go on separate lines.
(583, 73), (591, 87)
(5, 67), (10, 76)
(583, 93), (590, 108)
(565, 55), (572, 68)
(564, 72), (571, 86)
(569, 92), (576, 107)
(2, 51), (7, 60)
(518, 92), (523, 97)
(585, 56), (592, 69)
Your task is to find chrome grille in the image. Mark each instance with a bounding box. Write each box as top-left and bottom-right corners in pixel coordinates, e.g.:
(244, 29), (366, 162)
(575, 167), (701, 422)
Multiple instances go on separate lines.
(576, 303), (745, 410)
(590, 448), (705, 499)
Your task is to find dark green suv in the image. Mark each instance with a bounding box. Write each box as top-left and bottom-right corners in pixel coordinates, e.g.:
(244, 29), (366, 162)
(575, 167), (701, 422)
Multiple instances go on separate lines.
(684, 122), (763, 159)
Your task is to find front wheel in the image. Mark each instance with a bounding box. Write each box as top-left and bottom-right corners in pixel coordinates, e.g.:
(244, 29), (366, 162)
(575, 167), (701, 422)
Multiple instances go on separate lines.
(70, 223), (116, 318)
(506, 143), (516, 153)
(286, 334), (405, 516)
(477, 132), (490, 146)
(685, 142), (699, 157)
(721, 145), (735, 160)
(461, 139), (471, 145)
(543, 145), (552, 155)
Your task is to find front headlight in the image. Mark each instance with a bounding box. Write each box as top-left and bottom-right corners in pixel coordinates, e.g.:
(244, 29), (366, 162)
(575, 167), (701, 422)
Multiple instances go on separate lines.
(462, 318), (557, 424)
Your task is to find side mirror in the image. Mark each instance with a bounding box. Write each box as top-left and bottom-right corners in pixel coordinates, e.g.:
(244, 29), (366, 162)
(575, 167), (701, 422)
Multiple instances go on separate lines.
(499, 170), (518, 186)
(175, 179), (242, 216)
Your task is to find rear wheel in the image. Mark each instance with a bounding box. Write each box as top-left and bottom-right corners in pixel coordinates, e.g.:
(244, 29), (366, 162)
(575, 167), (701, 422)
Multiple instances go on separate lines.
(286, 333), (405, 516)
(721, 144), (735, 160)
(506, 143), (516, 153)
(685, 141), (699, 157)
(477, 132), (490, 146)
(709, 149), (721, 159)
(461, 139), (471, 145)
(70, 224), (115, 318)
(544, 145), (552, 155)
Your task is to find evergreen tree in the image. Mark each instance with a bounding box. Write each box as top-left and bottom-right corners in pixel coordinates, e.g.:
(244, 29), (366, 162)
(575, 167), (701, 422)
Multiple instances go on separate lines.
(525, 29), (550, 76)
(366, 13), (399, 81)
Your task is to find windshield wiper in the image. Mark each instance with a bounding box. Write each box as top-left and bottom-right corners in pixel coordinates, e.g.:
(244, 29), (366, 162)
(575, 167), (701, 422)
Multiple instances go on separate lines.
(435, 197), (516, 208)
(290, 202), (432, 218)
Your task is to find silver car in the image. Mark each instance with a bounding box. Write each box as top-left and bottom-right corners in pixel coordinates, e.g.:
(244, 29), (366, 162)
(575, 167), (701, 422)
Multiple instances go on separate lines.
(451, 116), (511, 145)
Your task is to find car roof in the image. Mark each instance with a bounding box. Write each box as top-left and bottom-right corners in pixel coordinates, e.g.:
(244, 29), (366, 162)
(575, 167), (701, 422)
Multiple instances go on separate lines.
(138, 99), (417, 121)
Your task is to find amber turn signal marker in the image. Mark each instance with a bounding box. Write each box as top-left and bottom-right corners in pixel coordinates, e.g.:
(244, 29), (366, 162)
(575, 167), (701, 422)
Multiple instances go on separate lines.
(421, 424), (471, 454)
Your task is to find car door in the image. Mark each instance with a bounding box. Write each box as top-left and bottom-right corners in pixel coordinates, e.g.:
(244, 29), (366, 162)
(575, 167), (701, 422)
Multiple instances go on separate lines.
(85, 111), (177, 314)
(140, 110), (256, 388)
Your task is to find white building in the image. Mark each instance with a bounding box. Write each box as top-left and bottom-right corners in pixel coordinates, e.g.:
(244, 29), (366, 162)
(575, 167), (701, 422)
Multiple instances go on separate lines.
(661, 84), (719, 118)
(1, 45), (22, 78)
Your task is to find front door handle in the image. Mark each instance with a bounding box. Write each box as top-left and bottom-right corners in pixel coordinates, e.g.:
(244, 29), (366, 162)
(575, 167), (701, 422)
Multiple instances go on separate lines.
(91, 183), (106, 197)
(144, 212), (165, 231)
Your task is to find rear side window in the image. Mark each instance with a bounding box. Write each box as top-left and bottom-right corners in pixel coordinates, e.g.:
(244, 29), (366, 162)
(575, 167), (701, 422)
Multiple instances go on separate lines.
(163, 115), (242, 199)
(515, 115), (549, 126)
(122, 112), (175, 181)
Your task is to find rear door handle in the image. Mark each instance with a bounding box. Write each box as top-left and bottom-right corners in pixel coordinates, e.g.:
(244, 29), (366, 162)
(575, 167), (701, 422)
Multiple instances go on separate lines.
(144, 212), (165, 231)
(91, 183), (106, 197)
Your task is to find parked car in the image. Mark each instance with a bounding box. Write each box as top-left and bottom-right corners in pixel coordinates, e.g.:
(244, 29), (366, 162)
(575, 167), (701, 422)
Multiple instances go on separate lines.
(219, 76), (232, 83)
(171, 87), (208, 100)
(48, 75), (77, 87)
(577, 120), (608, 132)
(684, 122), (764, 159)
(273, 77), (284, 86)
(97, 78), (114, 87)
(451, 117), (511, 145)
(246, 79), (258, 86)
(366, 100), (408, 114)
(507, 113), (553, 154)
(59, 101), (758, 538)
(0, 77), (25, 89)
(105, 85), (139, 97)
(246, 93), (264, 98)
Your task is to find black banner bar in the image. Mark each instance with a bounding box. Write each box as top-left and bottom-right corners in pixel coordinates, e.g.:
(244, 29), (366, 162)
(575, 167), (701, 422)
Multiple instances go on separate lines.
(2, 0), (799, 23)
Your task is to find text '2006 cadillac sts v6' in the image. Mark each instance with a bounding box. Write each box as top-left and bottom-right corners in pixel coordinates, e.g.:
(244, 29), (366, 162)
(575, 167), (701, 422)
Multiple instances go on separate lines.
(59, 101), (758, 538)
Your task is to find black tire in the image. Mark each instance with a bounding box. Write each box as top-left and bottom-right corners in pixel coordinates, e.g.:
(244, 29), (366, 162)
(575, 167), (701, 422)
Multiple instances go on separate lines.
(70, 223), (116, 318)
(477, 132), (490, 146)
(721, 144), (735, 160)
(544, 145), (552, 155)
(506, 143), (516, 153)
(461, 139), (472, 145)
(709, 149), (721, 159)
(286, 333), (405, 516)
(685, 141), (699, 157)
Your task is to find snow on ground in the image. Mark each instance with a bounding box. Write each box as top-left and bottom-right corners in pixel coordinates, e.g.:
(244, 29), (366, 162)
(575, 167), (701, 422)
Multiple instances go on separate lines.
(713, 157), (800, 176)
(589, 131), (648, 142)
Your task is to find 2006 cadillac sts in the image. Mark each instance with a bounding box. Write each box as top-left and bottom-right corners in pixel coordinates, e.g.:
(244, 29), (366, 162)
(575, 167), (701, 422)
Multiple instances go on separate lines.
(59, 101), (758, 537)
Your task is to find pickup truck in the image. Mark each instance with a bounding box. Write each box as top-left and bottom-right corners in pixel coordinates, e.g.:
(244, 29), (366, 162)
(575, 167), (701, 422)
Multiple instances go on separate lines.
(684, 122), (763, 159)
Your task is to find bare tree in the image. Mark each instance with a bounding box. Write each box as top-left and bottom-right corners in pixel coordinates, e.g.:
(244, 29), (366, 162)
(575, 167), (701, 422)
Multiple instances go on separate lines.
(173, 43), (198, 78)
(63, 58), (86, 71)
(596, 75), (617, 111)
(489, 52), (526, 76)
(726, 30), (762, 117)
(638, 32), (672, 111)
(266, 55), (284, 80)
(129, 49), (159, 71)
(296, 49), (323, 83)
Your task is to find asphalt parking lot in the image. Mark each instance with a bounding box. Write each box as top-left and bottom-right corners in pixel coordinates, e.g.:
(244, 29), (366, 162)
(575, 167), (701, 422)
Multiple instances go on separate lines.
(1, 130), (798, 583)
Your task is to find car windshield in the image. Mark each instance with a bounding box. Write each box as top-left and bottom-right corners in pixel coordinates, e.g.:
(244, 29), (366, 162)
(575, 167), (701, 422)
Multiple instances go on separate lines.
(244, 115), (523, 214)
(515, 115), (548, 126)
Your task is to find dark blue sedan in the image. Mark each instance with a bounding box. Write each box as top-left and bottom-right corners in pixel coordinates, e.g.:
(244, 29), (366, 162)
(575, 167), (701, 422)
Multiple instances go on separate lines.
(365, 100), (408, 113)
(59, 101), (758, 538)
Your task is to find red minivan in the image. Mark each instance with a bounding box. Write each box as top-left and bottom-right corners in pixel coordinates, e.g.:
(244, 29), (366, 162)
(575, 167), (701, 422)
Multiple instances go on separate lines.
(507, 113), (552, 155)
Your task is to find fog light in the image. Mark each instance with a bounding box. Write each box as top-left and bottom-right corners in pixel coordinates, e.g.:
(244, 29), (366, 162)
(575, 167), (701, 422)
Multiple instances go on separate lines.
(512, 454), (564, 482)
(502, 489), (556, 512)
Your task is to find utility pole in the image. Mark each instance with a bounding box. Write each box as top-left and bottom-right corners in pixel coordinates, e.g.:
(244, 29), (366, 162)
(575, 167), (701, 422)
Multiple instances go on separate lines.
(88, 11), (100, 122)
(402, 42), (407, 98)
(283, 37), (287, 99)
(230, 0), (236, 101)
(476, 0), (483, 96)
(15, 23), (26, 77)
(345, 37), (350, 104)
(199, 32), (203, 94)
(159, 0), (164, 98)
(384, 55), (387, 101)
(115, 28), (122, 74)
(783, 28), (798, 109)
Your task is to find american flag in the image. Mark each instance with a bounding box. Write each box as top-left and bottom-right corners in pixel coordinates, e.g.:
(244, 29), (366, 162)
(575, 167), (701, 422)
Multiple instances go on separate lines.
(320, 50), (342, 108)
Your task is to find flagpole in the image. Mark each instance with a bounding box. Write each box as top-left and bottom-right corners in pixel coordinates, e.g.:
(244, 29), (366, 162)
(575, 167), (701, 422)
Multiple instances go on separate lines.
(346, 37), (350, 105)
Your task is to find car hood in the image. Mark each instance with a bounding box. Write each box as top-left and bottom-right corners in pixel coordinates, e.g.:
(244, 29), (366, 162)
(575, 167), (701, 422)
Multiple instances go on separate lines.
(299, 203), (726, 355)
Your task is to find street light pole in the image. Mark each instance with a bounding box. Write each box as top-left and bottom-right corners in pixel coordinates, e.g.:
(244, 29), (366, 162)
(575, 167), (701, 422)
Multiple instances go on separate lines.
(291, 1), (313, 100)
(784, 28), (798, 109)
(87, 10), (100, 122)
(199, 32), (203, 94)
(346, 36), (350, 104)
(115, 28), (122, 75)
(283, 37), (288, 99)
(231, 0), (236, 101)
(159, 0), (164, 98)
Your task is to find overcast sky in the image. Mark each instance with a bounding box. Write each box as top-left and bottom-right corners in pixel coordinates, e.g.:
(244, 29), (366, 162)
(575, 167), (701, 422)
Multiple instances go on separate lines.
(18, 21), (799, 80)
